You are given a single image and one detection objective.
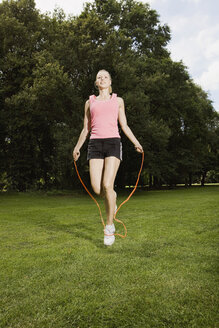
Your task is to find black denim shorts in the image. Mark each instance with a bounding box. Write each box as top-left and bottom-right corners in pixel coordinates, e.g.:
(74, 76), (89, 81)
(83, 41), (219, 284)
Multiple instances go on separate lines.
(87, 138), (122, 161)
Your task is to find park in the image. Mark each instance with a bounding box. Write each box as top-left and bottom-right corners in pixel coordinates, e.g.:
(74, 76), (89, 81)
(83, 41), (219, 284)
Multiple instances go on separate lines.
(0, 186), (218, 327)
(0, 0), (219, 327)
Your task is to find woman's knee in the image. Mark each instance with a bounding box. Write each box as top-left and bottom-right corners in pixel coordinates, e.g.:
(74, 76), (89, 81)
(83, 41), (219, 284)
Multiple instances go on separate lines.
(92, 184), (101, 195)
(92, 182), (105, 196)
(103, 182), (113, 194)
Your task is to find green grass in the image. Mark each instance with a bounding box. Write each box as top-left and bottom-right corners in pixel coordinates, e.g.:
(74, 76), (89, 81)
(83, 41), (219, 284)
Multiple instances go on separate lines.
(0, 186), (218, 328)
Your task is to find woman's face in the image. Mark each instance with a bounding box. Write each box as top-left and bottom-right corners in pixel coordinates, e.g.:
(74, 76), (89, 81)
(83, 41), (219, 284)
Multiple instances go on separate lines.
(95, 70), (111, 90)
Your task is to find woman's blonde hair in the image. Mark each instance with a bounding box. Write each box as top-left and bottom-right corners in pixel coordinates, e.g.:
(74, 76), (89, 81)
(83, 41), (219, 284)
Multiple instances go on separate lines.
(95, 69), (112, 94)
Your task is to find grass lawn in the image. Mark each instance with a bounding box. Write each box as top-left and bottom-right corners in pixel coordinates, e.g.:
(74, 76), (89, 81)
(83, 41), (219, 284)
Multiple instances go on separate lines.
(0, 186), (218, 328)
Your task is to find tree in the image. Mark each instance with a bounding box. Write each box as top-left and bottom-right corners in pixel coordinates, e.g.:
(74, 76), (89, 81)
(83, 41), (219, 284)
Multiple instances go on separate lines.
(0, 0), (218, 190)
(0, 1), (77, 190)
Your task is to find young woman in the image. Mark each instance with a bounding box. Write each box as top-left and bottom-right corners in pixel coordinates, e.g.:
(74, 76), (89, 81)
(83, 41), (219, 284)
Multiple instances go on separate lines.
(73, 70), (143, 246)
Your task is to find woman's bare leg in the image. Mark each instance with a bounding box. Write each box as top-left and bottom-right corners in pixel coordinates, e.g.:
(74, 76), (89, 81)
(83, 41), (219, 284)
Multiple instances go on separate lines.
(89, 159), (104, 195)
(102, 156), (120, 225)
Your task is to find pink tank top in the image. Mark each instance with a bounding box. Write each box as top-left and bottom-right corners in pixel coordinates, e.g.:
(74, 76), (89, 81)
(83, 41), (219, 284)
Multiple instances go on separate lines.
(89, 93), (120, 139)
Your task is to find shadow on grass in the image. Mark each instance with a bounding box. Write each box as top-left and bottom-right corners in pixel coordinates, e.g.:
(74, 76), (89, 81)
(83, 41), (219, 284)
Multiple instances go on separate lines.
(45, 221), (99, 244)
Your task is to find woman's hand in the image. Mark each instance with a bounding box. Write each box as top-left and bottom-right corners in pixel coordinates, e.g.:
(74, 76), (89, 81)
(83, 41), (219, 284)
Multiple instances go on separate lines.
(73, 148), (80, 161)
(134, 143), (144, 153)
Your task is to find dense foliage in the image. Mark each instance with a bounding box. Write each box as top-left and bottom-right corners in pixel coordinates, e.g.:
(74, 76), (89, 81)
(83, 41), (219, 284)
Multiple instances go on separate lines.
(0, 0), (219, 190)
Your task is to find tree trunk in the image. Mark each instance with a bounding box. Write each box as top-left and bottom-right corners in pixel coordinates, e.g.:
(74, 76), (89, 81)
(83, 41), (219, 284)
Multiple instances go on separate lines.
(201, 171), (207, 186)
(189, 173), (192, 187)
(149, 174), (153, 189)
(154, 176), (161, 188)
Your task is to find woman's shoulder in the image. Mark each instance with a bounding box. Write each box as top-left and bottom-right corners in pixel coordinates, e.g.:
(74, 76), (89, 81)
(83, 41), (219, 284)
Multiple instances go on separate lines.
(88, 95), (96, 105)
(84, 99), (90, 110)
(86, 95), (96, 105)
(116, 96), (124, 106)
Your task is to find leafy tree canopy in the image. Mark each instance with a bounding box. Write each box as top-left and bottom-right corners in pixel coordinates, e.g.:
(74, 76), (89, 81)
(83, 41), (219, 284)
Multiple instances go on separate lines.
(0, 0), (218, 190)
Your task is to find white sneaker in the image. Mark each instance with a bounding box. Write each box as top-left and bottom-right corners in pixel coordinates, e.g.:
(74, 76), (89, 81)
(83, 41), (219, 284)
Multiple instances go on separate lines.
(104, 224), (115, 246)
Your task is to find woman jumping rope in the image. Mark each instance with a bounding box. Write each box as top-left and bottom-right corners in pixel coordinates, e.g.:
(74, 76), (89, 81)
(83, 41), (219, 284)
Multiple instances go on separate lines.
(73, 69), (143, 246)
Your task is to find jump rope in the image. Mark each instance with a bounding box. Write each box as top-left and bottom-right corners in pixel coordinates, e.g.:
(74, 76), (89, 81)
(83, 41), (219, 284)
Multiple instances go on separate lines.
(74, 151), (144, 238)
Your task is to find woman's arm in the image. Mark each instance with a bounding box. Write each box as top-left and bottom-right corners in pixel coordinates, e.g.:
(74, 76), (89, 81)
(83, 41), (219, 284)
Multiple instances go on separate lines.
(73, 100), (91, 161)
(118, 97), (143, 153)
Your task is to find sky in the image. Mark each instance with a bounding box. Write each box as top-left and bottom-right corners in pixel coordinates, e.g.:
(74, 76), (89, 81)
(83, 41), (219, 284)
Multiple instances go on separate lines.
(3, 0), (219, 111)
